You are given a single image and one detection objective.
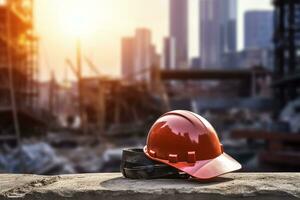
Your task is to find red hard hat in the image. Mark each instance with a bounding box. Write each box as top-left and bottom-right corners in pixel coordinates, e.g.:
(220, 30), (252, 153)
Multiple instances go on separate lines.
(144, 110), (241, 180)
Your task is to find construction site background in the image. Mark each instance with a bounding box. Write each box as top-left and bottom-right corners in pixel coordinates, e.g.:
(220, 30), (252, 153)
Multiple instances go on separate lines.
(0, 0), (300, 175)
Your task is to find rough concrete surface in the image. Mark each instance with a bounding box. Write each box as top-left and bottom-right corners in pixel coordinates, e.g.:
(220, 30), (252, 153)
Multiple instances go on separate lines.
(0, 173), (299, 200)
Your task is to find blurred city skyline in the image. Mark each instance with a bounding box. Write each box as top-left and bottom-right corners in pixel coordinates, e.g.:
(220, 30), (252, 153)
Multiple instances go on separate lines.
(36, 0), (273, 81)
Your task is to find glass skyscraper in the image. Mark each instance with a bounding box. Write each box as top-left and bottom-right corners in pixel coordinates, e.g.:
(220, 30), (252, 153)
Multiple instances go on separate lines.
(170, 0), (188, 68)
(244, 11), (274, 49)
(200, 0), (237, 68)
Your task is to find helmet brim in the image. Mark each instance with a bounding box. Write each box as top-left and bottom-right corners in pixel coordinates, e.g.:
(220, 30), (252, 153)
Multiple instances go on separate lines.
(144, 146), (242, 180)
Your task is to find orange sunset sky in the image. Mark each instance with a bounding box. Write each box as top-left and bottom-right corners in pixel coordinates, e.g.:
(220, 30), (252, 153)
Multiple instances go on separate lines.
(35, 0), (273, 81)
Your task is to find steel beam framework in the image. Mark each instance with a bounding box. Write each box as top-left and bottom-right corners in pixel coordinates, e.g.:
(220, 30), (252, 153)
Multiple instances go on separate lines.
(273, 0), (300, 116)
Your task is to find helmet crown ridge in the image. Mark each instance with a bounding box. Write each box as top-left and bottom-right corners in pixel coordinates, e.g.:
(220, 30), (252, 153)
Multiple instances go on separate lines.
(145, 110), (223, 163)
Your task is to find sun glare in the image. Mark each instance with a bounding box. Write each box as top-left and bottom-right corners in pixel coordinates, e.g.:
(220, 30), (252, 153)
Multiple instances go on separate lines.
(58, 0), (100, 38)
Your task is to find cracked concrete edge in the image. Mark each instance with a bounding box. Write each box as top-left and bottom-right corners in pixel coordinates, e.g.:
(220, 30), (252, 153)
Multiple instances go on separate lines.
(2, 176), (61, 198)
(0, 173), (299, 200)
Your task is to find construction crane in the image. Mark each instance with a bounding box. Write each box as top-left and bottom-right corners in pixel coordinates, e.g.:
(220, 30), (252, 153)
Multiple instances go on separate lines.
(65, 57), (106, 136)
(84, 56), (101, 76)
(65, 58), (79, 78)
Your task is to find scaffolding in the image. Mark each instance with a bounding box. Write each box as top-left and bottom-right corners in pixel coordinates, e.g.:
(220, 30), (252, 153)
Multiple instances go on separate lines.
(0, 0), (37, 110)
(273, 0), (300, 116)
(0, 0), (38, 140)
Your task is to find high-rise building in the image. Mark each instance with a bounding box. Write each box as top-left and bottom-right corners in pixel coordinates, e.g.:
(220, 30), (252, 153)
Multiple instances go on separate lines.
(121, 37), (135, 82)
(170, 0), (188, 68)
(163, 37), (176, 70)
(200, 0), (237, 68)
(134, 28), (152, 81)
(150, 44), (161, 68)
(244, 11), (274, 49)
(121, 28), (157, 83)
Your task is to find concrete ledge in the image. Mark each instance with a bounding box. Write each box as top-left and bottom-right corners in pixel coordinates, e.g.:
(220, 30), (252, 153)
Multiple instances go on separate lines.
(0, 173), (299, 200)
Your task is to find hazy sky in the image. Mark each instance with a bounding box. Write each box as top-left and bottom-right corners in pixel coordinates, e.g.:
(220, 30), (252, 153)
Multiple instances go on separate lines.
(35, 0), (273, 81)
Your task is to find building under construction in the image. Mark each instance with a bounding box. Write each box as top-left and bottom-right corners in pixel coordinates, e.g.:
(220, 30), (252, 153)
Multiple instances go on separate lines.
(0, 0), (40, 139)
(230, 0), (300, 171)
(273, 0), (300, 115)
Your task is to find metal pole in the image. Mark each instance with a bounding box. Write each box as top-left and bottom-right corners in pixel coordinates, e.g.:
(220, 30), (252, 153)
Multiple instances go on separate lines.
(76, 39), (86, 133)
(6, 0), (24, 172)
